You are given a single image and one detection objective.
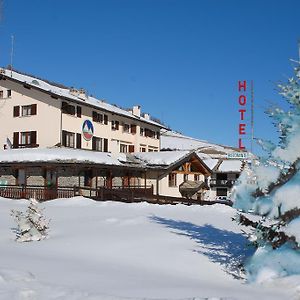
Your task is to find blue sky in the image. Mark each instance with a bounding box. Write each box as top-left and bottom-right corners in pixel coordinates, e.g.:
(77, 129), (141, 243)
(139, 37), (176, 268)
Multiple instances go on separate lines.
(0, 0), (299, 154)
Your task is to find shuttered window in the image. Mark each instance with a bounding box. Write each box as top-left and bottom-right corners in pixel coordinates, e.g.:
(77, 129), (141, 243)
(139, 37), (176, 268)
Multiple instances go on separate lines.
(103, 138), (108, 152)
(131, 125), (136, 135)
(61, 102), (75, 115)
(76, 106), (82, 118)
(76, 133), (82, 149)
(62, 130), (75, 148)
(13, 106), (20, 117)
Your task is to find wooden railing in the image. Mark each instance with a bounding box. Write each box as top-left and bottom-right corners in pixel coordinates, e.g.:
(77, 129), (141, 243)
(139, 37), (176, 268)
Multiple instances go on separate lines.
(95, 185), (154, 202)
(0, 185), (76, 201)
(0, 185), (232, 206)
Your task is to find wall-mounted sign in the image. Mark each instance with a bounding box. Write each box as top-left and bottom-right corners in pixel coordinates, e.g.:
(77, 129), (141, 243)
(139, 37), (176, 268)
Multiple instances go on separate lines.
(227, 152), (248, 159)
(82, 120), (94, 141)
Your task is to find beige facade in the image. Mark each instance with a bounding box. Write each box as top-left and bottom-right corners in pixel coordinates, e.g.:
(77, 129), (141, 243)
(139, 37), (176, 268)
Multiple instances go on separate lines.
(0, 69), (162, 154)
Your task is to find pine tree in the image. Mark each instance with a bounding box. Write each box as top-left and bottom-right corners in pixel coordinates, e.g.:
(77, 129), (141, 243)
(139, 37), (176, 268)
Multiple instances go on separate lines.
(11, 198), (49, 242)
(232, 61), (300, 281)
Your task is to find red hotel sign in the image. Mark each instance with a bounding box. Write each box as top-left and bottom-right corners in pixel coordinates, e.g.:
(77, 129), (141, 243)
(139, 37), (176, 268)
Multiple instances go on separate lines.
(238, 80), (247, 149)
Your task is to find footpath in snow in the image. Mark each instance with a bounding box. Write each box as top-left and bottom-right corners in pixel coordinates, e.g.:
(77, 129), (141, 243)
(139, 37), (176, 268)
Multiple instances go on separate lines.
(0, 197), (296, 300)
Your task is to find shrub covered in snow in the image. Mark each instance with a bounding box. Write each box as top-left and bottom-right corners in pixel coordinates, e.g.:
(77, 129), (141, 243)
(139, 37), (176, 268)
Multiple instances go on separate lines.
(11, 198), (49, 242)
(232, 62), (300, 282)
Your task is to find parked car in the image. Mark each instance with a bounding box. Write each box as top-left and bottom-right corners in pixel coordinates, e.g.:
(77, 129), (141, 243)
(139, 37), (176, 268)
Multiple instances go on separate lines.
(215, 196), (233, 206)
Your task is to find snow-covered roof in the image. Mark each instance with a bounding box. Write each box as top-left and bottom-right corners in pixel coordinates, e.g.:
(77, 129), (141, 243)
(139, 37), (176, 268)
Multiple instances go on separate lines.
(161, 130), (243, 157)
(0, 148), (123, 166)
(216, 160), (243, 173)
(0, 68), (165, 129)
(202, 158), (220, 170)
(134, 151), (191, 166)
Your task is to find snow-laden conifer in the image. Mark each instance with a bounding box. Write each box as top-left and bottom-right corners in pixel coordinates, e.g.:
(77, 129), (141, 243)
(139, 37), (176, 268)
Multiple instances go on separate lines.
(11, 198), (49, 242)
(232, 61), (300, 282)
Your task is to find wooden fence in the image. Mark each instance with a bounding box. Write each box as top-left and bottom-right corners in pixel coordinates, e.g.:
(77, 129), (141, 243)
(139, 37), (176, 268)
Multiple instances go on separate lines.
(0, 185), (76, 201)
(0, 185), (232, 206)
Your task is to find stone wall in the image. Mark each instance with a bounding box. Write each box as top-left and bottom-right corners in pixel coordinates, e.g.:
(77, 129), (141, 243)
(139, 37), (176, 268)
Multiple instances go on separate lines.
(26, 168), (45, 186)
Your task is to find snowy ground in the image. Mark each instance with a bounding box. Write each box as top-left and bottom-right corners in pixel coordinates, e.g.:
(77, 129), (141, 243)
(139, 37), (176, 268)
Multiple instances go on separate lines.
(0, 197), (297, 300)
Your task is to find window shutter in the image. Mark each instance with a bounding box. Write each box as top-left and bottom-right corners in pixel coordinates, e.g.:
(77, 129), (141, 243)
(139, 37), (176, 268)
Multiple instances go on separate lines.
(13, 106), (20, 117)
(92, 136), (96, 151)
(13, 132), (19, 148)
(131, 124), (136, 135)
(31, 131), (37, 145)
(62, 131), (67, 147)
(104, 114), (108, 125)
(103, 138), (108, 152)
(92, 111), (97, 122)
(76, 133), (82, 149)
(70, 105), (75, 115)
(61, 101), (68, 113)
(76, 106), (82, 118)
(31, 104), (37, 115)
(129, 145), (135, 153)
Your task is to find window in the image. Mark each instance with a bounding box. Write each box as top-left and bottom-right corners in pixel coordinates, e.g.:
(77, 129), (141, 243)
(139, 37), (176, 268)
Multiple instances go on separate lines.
(140, 128), (144, 136)
(22, 105), (32, 116)
(7, 90), (11, 97)
(12, 131), (37, 148)
(216, 188), (227, 197)
(13, 104), (37, 117)
(62, 130), (75, 148)
(92, 137), (108, 152)
(131, 124), (136, 134)
(140, 146), (146, 152)
(123, 123), (130, 133)
(93, 111), (103, 123)
(148, 147), (158, 152)
(0, 91), (3, 98)
(184, 174), (188, 182)
(62, 101), (75, 115)
(92, 136), (103, 151)
(111, 120), (119, 130)
(145, 128), (155, 138)
(21, 132), (31, 145)
(156, 131), (160, 139)
(120, 144), (128, 153)
(194, 174), (200, 181)
(168, 173), (177, 187)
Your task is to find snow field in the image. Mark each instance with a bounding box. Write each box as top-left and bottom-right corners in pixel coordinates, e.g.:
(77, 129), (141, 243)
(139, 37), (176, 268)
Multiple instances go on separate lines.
(0, 197), (294, 300)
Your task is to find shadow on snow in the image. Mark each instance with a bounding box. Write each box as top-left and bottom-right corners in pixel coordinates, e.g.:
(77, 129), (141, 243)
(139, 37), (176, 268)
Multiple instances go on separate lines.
(149, 216), (255, 279)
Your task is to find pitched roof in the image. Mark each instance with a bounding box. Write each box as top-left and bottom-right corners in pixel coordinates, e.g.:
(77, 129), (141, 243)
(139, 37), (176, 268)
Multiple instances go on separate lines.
(0, 68), (165, 128)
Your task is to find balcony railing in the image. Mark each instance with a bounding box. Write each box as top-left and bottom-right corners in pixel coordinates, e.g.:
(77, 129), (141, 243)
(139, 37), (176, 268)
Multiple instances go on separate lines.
(209, 179), (236, 187)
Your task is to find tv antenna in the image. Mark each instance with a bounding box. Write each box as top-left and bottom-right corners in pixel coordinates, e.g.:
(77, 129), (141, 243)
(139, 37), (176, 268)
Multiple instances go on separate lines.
(10, 35), (14, 77)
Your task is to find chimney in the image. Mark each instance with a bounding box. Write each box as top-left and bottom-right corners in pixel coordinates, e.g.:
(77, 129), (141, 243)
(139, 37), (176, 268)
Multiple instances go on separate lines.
(132, 105), (141, 117)
(144, 113), (150, 120)
(69, 87), (87, 101)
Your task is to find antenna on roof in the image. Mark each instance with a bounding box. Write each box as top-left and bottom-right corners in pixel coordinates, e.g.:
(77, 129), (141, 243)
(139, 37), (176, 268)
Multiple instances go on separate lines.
(10, 35), (14, 77)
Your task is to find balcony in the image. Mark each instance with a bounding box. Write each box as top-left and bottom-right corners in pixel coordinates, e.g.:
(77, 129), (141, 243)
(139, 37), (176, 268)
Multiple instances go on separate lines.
(209, 179), (236, 187)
